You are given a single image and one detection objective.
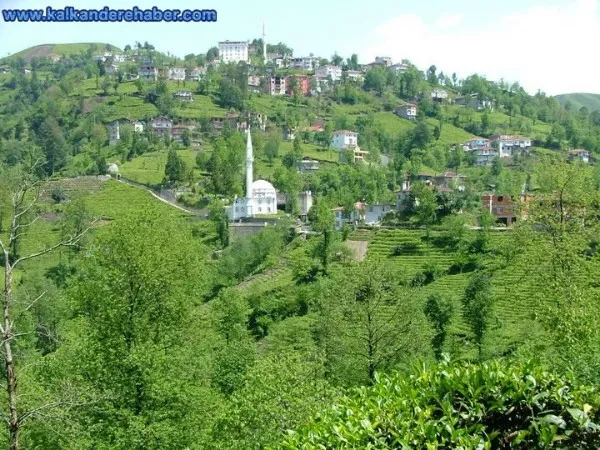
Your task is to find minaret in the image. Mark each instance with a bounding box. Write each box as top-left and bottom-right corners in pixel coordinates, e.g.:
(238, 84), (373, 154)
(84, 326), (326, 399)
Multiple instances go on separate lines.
(262, 23), (267, 65)
(246, 127), (254, 199)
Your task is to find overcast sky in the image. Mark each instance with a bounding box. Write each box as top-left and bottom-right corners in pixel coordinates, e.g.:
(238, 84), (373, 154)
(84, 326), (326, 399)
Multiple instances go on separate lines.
(0, 0), (598, 95)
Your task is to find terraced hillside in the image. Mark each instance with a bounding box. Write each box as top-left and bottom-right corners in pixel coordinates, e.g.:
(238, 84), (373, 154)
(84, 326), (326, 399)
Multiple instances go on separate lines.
(364, 228), (546, 358)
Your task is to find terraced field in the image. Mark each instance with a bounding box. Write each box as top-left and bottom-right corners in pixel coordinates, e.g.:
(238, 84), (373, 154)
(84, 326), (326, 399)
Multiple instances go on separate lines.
(364, 228), (546, 358)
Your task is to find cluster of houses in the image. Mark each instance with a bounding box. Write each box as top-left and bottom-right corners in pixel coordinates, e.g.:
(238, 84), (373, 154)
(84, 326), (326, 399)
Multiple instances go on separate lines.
(462, 135), (533, 166)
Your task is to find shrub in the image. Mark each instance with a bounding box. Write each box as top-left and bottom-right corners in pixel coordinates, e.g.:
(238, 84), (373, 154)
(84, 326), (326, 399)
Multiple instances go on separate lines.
(281, 359), (600, 449)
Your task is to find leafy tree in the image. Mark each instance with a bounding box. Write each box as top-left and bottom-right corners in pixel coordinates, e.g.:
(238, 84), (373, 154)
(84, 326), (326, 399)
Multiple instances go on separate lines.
(57, 211), (213, 449)
(424, 294), (454, 360)
(0, 166), (92, 450)
(37, 116), (67, 174)
(317, 261), (431, 385)
(264, 131), (281, 165)
(307, 198), (334, 274)
(462, 272), (494, 359)
(210, 201), (230, 248)
(164, 147), (185, 182)
(181, 129), (191, 148)
(410, 181), (437, 237)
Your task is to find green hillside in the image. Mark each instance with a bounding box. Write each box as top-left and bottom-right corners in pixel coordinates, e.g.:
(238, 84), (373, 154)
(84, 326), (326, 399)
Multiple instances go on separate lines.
(7, 43), (122, 61)
(555, 92), (600, 112)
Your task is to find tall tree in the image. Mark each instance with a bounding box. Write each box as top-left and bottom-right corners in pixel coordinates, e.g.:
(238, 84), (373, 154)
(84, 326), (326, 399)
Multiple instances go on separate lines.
(462, 272), (494, 359)
(0, 165), (92, 450)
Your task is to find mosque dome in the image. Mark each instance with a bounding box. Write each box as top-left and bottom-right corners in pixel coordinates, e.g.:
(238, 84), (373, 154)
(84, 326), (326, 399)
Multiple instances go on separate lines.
(251, 179), (276, 198)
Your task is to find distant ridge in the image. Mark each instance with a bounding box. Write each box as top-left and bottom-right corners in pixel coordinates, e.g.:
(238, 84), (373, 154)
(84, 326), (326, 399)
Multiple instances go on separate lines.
(555, 93), (600, 112)
(5, 43), (122, 62)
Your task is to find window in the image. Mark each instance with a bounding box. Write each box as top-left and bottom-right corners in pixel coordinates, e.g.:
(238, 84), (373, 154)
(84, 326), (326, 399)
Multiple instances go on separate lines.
(497, 196), (504, 202)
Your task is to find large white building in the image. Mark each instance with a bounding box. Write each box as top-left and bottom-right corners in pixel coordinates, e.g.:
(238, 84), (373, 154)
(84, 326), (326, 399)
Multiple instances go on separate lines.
(218, 40), (249, 63)
(229, 129), (278, 220)
(491, 135), (532, 158)
(316, 65), (342, 82)
(290, 56), (320, 71)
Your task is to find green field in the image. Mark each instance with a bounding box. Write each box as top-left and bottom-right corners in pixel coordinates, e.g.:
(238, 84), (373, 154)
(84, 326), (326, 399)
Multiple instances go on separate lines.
(120, 148), (199, 185)
(8, 43), (122, 61)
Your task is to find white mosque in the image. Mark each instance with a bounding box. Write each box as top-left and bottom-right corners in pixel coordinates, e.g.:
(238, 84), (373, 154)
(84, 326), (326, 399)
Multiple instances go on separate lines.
(228, 128), (278, 220)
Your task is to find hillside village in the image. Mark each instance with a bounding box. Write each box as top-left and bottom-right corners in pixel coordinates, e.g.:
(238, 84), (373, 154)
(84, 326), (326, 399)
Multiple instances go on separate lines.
(2, 31), (600, 449)
(1, 34), (596, 234)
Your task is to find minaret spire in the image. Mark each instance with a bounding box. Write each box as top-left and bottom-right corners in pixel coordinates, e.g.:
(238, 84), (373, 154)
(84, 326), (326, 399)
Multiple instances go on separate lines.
(246, 126), (254, 199)
(262, 22), (267, 65)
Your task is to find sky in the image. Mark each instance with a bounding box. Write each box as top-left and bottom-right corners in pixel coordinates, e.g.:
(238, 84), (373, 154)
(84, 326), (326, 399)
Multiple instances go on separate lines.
(0, 0), (598, 95)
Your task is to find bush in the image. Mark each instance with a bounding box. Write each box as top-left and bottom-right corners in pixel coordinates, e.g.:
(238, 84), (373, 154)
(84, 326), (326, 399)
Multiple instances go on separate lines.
(281, 359), (600, 449)
(50, 188), (68, 203)
(391, 242), (420, 256)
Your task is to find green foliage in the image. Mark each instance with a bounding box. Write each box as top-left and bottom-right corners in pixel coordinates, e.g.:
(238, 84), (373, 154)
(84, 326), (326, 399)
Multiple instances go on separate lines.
(163, 147), (186, 182)
(424, 293), (454, 360)
(462, 271), (495, 359)
(281, 359), (600, 449)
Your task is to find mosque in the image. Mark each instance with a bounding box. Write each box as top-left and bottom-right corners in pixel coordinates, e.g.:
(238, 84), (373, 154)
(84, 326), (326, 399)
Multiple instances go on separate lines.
(228, 128), (278, 220)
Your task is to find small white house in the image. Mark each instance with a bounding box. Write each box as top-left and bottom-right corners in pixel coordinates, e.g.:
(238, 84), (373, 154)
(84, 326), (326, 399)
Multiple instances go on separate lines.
(131, 120), (144, 133)
(331, 130), (358, 149)
(107, 163), (120, 177)
(168, 67), (186, 81)
(173, 90), (193, 102)
(568, 149), (590, 163)
(396, 104), (417, 120)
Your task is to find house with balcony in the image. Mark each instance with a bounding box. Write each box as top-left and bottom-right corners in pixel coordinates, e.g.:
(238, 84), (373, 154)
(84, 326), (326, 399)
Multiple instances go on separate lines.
(568, 149), (591, 163)
(265, 76), (286, 95)
(481, 193), (530, 226)
(395, 103), (418, 120)
(139, 62), (158, 81)
(389, 63), (409, 74)
(490, 135), (532, 158)
(150, 116), (173, 137)
(187, 67), (206, 81)
(315, 65), (342, 82)
(289, 56), (319, 71)
(171, 125), (195, 143)
(463, 137), (491, 151)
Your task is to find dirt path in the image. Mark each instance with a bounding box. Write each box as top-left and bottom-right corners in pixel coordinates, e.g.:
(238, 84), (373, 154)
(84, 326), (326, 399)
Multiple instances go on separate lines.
(345, 240), (368, 261)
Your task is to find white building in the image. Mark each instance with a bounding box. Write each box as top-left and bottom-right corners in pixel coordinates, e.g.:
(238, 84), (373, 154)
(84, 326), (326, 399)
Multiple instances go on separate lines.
(289, 56), (319, 71)
(187, 67), (206, 81)
(491, 135), (532, 158)
(173, 90), (193, 102)
(168, 67), (186, 81)
(131, 120), (144, 133)
(396, 104), (417, 120)
(389, 63), (409, 74)
(375, 56), (393, 66)
(363, 204), (394, 226)
(316, 65), (342, 82)
(345, 70), (364, 82)
(432, 88), (448, 102)
(331, 130), (358, 149)
(229, 129), (278, 220)
(218, 40), (249, 63)
(568, 149), (590, 163)
(108, 121), (120, 146)
(112, 53), (126, 63)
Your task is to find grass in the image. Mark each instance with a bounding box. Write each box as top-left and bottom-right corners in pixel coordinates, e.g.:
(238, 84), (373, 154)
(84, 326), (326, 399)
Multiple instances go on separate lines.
(555, 93), (600, 112)
(119, 148), (199, 185)
(9, 43), (122, 60)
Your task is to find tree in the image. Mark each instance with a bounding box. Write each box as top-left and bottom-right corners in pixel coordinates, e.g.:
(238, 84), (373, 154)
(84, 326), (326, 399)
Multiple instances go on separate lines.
(37, 116), (67, 174)
(164, 147), (185, 183)
(210, 201), (230, 248)
(58, 211), (211, 449)
(264, 132), (281, 165)
(0, 165), (92, 450)
(462, 272), (494, 359)
(307, 198), (334, 274)
(330, 52), (343, 66)
(424, 294), (454, 360)
(206, 46), (219, 62)
(317, 261), (431, 385)
(181, 129), (191, 148)
(410, 181), (438, 237)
